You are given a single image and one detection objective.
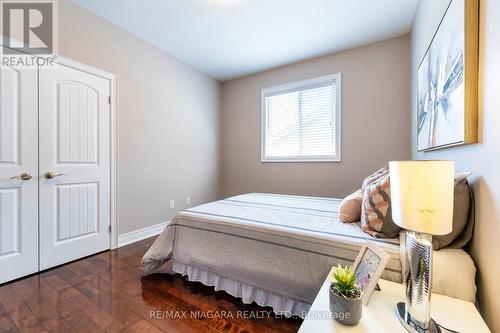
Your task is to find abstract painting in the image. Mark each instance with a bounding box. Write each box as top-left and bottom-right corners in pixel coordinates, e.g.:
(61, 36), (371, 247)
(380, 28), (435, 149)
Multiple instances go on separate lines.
(417, 0), (478, 151)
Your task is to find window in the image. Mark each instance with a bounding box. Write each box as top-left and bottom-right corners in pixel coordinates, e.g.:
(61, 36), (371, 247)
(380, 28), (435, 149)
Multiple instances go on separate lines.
(261, 73), (341, 162)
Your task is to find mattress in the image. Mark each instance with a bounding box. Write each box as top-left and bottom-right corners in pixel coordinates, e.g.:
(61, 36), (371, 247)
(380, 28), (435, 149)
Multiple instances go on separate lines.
(142, 193), (476, 317)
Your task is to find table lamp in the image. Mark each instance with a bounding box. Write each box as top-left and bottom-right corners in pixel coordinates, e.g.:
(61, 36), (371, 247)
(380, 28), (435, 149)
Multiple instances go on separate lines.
(389, 160), (454, 333)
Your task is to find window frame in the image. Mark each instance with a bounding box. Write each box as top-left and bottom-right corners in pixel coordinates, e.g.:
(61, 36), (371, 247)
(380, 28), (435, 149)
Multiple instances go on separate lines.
(260, 73), (342, 163)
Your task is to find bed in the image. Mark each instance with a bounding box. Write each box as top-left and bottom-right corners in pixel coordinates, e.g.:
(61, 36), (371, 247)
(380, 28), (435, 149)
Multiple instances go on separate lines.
(142, 193), (476, 317)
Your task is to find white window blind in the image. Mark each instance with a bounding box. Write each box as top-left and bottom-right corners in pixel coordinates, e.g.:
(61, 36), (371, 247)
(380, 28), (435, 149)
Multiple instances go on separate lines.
(261, 73), (341, 162)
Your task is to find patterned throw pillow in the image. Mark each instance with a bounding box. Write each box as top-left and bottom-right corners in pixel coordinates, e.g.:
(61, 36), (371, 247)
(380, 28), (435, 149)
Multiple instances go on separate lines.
(360, 170), (401, 238)
(361, 167), (388, 189)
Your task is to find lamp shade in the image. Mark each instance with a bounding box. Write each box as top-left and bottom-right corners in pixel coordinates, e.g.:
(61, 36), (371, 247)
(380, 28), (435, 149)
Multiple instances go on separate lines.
(389, 161), (454, 235)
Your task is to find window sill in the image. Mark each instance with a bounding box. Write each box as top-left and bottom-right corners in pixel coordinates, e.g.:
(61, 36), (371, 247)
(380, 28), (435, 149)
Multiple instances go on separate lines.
(260, 158), (341, 163)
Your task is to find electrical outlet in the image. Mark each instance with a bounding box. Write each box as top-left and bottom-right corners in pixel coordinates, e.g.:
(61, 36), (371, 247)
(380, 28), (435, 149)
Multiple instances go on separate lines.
(169, 200), (175, 209)
(186, 196), (191, 205)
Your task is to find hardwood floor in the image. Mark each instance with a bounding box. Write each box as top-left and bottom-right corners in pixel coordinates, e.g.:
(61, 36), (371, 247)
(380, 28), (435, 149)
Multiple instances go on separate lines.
(0, 238), (302, 333)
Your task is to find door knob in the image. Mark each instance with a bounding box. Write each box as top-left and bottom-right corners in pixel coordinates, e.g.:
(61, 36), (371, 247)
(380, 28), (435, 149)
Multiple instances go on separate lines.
(10, 172), (32, 181)
(44, 172), (65, 179)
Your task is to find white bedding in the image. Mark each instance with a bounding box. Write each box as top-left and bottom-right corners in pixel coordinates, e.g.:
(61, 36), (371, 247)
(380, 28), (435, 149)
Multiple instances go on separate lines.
(142, 193), (476, 317)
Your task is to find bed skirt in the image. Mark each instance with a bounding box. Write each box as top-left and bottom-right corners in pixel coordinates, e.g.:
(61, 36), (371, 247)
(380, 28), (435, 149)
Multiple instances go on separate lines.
(172, 260), (311, 318)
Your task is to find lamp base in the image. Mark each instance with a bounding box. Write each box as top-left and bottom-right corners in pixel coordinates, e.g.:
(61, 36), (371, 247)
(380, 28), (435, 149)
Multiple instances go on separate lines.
(396, 302), (441, 333)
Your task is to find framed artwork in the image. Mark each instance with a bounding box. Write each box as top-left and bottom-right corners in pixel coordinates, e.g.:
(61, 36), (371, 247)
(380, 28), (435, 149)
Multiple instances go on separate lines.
(417, 0), (478, 151)
(352, 243), (390, 305)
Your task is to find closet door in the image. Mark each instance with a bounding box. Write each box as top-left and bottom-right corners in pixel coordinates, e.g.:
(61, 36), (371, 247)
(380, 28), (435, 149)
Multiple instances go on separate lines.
(39, 64), (111, 270)
(0, 65), (38, 284)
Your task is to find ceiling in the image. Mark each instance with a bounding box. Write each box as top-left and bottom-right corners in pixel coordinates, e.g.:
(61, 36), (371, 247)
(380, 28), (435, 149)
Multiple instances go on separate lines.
(72, 0), (419, 81)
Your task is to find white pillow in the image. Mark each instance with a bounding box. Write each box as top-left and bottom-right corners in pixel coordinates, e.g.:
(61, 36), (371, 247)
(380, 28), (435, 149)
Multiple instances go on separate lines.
(432, 248), (477, 303)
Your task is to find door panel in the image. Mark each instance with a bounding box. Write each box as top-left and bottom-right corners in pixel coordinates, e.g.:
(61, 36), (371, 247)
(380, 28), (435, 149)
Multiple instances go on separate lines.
(0, 66), (19, 163)
(0, 189), (19, 255)
(39, 64), (110, 270)
(56, 182), (97, 240)
(0, 65), (38, 284)
(57, 82), (98, 164)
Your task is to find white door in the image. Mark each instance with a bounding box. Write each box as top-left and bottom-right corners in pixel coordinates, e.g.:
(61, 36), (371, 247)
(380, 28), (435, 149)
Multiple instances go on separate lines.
(0, 65), (38, 283)
(39, 64), (111, 270)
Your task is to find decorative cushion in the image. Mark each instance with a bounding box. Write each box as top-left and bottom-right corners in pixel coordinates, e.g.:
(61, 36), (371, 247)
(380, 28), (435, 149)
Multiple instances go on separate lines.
(360, 170), (401, 238)
(432, 174), (474, 250)
(361, 167), (388, 189)
(339, 189), (363, 223)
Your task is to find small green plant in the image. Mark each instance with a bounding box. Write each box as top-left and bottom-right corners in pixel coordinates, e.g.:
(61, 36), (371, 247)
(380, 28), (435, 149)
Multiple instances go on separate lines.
(330, 265), (361, 299)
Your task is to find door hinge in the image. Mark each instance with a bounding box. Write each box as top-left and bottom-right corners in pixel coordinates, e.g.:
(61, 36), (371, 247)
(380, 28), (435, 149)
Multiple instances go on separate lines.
(108, 225), (112, 233)
(108, 96), (111, 104)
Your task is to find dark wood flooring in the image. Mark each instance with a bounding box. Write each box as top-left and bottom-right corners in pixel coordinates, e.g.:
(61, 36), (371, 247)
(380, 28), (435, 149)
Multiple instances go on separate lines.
(0, 238), (302, 333)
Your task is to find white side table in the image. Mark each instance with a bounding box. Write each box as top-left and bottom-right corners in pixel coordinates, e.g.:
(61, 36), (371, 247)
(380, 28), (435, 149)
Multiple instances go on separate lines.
(298, 268), (490, 333)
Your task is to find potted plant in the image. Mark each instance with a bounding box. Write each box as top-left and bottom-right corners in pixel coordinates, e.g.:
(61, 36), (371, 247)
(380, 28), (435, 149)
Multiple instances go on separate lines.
(329, 265), (362, 326)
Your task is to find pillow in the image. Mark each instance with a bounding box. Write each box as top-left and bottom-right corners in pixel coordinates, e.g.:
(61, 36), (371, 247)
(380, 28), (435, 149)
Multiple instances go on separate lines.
(432, 174), (474, 250)
(361, 167), (388, 189)
(360, 170), (401, 238)
(339, 189), (363, 223)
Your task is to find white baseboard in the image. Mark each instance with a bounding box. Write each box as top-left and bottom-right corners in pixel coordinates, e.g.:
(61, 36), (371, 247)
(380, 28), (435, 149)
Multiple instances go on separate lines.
(118, 221), (169, 248)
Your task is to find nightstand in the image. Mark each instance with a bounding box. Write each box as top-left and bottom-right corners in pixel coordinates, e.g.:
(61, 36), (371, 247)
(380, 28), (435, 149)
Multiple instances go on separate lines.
(298, 267), (490, 333)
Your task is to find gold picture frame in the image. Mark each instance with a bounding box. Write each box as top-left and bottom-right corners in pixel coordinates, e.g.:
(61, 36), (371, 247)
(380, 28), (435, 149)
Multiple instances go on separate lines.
(416, 0), (478, 151)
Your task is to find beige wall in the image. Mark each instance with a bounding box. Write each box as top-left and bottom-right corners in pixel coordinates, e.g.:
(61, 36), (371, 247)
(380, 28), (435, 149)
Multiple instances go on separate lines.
(411, 1), (500, 331)
(221, 35), (411, 198)
(59, 0), (221, 235)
